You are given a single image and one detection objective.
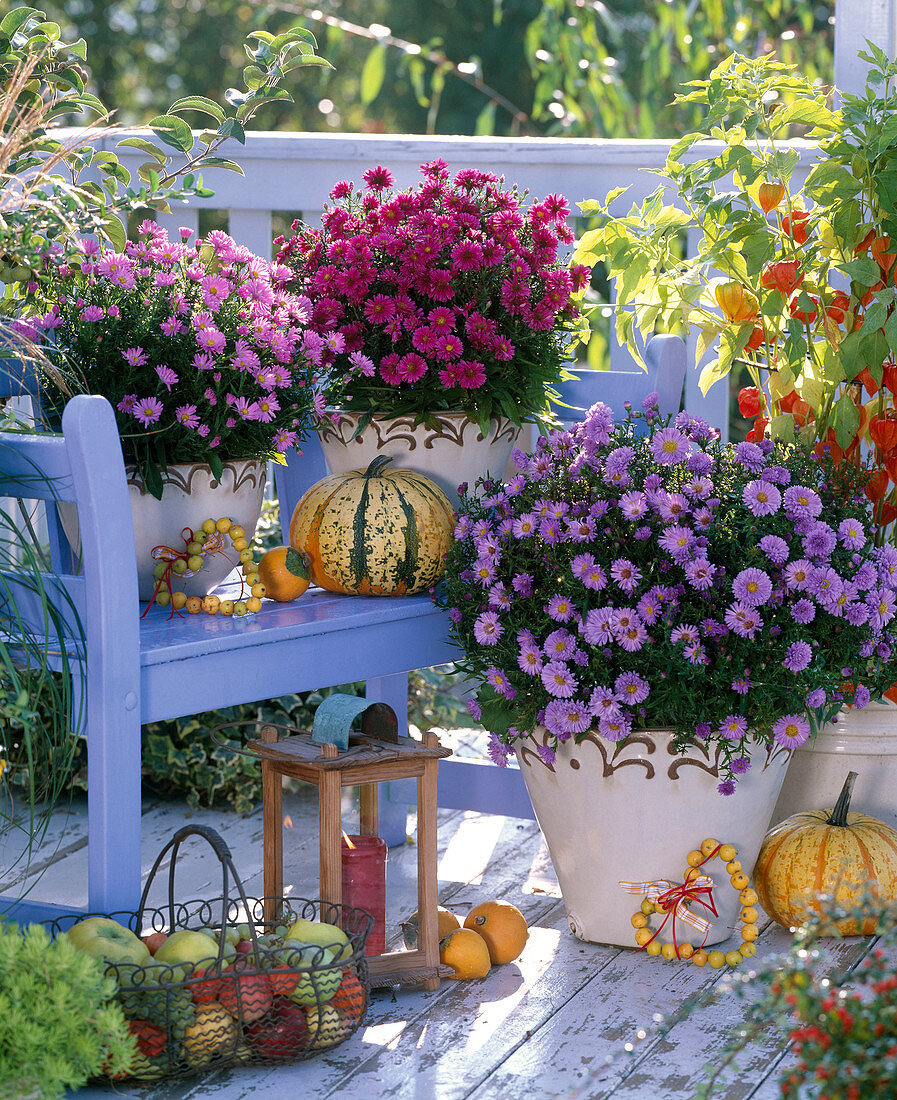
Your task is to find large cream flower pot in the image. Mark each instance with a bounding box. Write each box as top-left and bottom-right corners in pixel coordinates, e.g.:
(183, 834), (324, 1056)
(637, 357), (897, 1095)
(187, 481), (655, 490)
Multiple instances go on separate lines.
(316, 410), (520, 509)
(516, 729), (792, 947)
(770, 700), (897, 830)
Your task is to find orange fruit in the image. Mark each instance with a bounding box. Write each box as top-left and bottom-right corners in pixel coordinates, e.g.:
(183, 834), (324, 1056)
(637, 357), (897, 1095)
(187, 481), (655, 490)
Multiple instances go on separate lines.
(401, 906), (461, 949)
(257, 546), (311, 602)
(463, 900), (528, 965)
(438, 928), (491, 980)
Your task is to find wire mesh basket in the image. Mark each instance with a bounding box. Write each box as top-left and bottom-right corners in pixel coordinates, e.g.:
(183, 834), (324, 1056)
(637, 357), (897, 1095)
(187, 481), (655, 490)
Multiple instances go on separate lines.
(46, 825), (373, 1080)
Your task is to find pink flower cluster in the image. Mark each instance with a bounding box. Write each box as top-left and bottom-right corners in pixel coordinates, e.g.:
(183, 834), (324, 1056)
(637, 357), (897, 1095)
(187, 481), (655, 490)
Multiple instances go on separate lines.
(32, 224), (315, 493)
(275, 160), (588, 422)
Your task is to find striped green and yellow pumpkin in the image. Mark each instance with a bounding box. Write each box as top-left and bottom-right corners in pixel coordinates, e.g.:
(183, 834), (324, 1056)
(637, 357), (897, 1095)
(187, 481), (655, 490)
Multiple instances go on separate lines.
(288, 455), (455, 596)
(752, 771), (897, 934)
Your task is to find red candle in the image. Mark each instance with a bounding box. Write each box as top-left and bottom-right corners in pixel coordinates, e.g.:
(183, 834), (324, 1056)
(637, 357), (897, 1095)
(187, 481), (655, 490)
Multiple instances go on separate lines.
(341, 833), (386, 955)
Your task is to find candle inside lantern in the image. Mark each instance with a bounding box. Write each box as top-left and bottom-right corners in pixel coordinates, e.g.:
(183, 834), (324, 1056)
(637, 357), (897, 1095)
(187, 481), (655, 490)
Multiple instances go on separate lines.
(341, 833), (386, 955)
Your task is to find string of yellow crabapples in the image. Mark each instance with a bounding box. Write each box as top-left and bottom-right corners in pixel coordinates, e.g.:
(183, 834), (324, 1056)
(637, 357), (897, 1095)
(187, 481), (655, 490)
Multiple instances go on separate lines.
(148, 517), (266, 617)
(629, 838), (760, 969)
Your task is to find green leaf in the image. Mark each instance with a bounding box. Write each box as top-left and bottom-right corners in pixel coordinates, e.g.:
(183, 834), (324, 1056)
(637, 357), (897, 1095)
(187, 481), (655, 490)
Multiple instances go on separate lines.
(360, 44), (387, 105)
(840, 256), (881, 287)
(199, 157), (244, 175)
(209, 453), (224, 482)
(148, 114), (194, 154)
(116, 137), (166, 163)
(102, 215), (126, 251)
(168, 95), (226, 123)
(1, 8), (41, 37)
(834, 390), (861, 450)
(216, 117), (246, 144)
(475, 100), (497, 136)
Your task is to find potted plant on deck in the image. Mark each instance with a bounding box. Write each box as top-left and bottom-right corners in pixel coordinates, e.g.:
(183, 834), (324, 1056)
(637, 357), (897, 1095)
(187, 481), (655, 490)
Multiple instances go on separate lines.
(274, 159), (589, 505)
(19, 223), (316, 600)
(573, 48), (897, 830)
(439, 399), (897, 949)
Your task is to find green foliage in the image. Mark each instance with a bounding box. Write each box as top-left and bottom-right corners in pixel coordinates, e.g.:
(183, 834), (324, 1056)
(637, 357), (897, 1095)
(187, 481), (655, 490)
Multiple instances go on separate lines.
(525, 0), (833, 138)
(574, 49), (897, 487)
(0, 921), (137, 1098)
(0, 4), (329, 287)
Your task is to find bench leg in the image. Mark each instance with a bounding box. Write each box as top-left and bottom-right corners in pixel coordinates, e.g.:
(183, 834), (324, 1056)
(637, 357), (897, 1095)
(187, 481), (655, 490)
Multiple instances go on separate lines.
(366, 673), (409, 847)
(87, 705), (142, 914)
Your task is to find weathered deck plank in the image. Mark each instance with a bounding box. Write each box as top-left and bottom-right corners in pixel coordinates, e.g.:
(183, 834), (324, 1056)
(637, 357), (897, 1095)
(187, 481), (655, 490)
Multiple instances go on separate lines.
(7, 787), (865, 1100)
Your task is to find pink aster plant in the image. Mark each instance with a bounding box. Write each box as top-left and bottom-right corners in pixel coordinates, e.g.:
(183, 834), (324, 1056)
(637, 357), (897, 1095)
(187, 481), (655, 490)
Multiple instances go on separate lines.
(274, 159), (588, 430)
(439, 397), (897, 793)
(28, 223), (314, 497)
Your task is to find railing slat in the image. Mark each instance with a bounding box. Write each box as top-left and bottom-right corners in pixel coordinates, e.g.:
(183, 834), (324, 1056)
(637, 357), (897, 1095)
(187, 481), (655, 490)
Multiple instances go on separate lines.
(227, 209), (274, 259)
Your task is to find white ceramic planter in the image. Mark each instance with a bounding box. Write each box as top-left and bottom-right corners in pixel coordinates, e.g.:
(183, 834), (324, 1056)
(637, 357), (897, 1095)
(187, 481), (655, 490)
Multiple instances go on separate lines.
(60, 459), (267, 601)
(315, 410), (520, 508)
(516, 729), (792, 947)
(770, 700), (897, 830)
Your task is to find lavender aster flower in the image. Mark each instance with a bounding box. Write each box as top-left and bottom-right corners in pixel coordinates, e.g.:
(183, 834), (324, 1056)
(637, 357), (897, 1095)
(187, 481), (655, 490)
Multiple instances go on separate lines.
(717, 779), (736, 796)
(541, 661), (577, 698)
(473, 610), (503, 645)
(614, 671), (650, 704)
(784, 640), (812, 672)
(758, 535), (789, 565)
(598, 714), (632, 742)
(783, 484), (823, 520)
(806, 688), (827, 708)
(650, 426), (691, 465)
(733, 568), (773, 607)
(743, 479), (781, 516)
(733, 441), (765, 471)
(719, 715), (748, 740)
(611, 558), (641, 594)
(546, 594), (575, 622)
(517, 644), (543, 676)
(838, 517), (866, 550)
(544, 629), (576, 659)
(772, 714), (811, 749)
(791, 598), (816, 624)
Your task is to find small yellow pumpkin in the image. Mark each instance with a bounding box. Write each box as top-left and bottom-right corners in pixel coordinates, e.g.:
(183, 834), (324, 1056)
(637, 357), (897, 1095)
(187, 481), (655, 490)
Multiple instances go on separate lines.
(753, 771), (897, 934)
(288, 455), (454, 596)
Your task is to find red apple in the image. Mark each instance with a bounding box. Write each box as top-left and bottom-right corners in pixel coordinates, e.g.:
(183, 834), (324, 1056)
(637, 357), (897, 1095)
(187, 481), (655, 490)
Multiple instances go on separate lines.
(190, 964), (226, 1005)
(217, 960), (273, 1023)
(141, 931), (168, 956)
(128, 1017), (167, 1058)
(235, 939), (254, 955)
(247, 996), (309, 1059)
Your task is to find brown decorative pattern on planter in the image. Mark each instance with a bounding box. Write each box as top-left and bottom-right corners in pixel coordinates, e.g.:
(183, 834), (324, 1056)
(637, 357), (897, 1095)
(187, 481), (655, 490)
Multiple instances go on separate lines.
(316, 411), (516, 452)
(126, 459), (266, 496)
(666, 738), (723, 780)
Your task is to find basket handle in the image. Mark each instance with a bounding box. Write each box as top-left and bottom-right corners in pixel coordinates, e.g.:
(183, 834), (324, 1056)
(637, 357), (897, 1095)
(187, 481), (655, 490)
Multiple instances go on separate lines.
(136, 824), (264, 966)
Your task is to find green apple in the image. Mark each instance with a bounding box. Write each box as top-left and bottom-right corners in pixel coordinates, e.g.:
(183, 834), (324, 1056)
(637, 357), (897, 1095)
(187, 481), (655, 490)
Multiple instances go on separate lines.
(153, 929), (220, 969)
(65, 917), (151, 966)
(286, 945), (342, 1006)
(285, 917), (352, 961)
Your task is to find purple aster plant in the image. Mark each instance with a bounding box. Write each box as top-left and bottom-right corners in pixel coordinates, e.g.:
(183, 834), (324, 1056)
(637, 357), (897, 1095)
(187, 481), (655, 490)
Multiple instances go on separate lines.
(440, 400), (897, 793)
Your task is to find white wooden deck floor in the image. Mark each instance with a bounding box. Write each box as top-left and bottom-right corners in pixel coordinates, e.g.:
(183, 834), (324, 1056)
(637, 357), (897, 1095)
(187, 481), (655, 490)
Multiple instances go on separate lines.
(2, 735), (878, 1100)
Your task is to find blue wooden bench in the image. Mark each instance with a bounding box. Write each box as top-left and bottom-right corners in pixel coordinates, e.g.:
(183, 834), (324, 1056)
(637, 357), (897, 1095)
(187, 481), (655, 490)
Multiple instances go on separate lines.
(0, 389), (454, 924)
(0, 336), (688, 923)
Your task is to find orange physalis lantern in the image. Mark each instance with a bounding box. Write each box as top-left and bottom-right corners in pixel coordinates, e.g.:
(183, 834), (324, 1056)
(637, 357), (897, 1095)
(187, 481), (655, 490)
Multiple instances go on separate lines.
(824, 293), (851, 326)
(871, 236), (896, 275)
(737, 387), (763, 419)
(746, 416), (768, 442)
(852, 367), (879, 398)
(883, 362), (897, 396)
(885, 453), (897, 485)
(782, 210), (811, 246)
(714, 281), (758, 324)
(865, 469), (890, 502)
(761, 260), (802, 297)
(870, 414), (897, 455)
(788, 294), (818, 325)
(757, 182), (785, 214)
